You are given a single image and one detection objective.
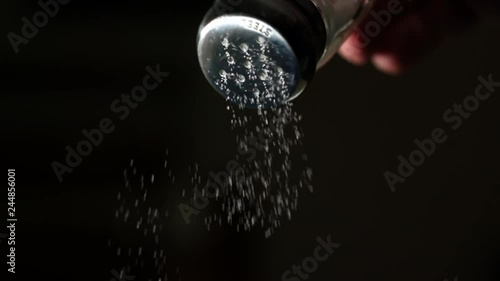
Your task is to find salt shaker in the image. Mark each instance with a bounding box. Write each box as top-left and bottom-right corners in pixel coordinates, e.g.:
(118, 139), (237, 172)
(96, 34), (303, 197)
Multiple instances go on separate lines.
(197, 0), (375, 108)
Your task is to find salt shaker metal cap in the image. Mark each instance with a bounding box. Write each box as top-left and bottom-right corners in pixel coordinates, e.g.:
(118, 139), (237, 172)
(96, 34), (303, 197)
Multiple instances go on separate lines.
(197, 0), (374, 108)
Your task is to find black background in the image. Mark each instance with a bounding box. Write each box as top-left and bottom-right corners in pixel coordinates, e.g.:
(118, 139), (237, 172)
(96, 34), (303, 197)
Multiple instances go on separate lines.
(2, 0), (500, 280)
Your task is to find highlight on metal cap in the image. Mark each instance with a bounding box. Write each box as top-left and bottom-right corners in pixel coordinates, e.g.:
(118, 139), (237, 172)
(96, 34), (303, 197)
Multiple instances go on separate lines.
(197, 0), (327, 109)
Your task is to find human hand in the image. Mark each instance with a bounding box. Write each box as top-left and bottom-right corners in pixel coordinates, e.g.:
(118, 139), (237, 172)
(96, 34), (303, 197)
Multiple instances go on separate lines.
(339, 0), (479, 75)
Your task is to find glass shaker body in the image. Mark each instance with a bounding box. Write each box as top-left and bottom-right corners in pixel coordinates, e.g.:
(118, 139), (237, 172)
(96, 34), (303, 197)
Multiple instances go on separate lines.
(312, 0), (374, 68)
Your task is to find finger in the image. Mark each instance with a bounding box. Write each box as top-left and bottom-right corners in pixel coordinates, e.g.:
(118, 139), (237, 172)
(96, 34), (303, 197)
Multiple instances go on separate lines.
(338, 30), (373, 65)
(370, 0), (454, 75)
(338, 0), (422, 65)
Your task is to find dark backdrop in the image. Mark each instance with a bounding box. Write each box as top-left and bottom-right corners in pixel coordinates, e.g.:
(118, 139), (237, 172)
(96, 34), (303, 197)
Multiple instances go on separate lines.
(2, 1), (500, 281)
